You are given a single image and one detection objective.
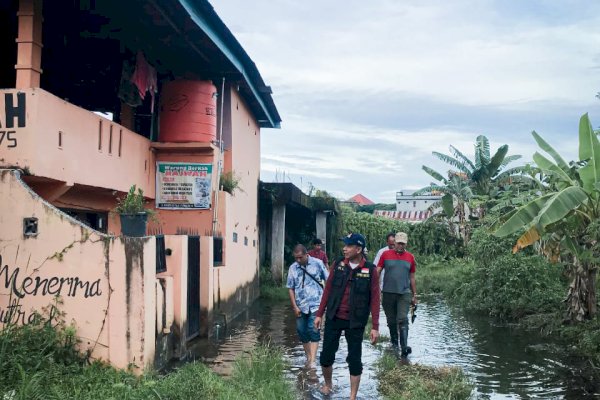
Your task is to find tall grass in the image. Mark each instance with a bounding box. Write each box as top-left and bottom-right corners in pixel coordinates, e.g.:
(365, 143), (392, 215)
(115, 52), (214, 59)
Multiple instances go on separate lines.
(0, 312), (295, 400)
(260, 265), (290, 301)
(376, 352), (473, 400)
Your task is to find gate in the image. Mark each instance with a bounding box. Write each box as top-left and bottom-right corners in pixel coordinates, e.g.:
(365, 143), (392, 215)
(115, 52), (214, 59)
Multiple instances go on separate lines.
(187, 236), (201, 339)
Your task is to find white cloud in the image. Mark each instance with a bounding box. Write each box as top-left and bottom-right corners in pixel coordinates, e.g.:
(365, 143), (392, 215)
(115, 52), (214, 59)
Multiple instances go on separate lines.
(213, 0), (600, 202)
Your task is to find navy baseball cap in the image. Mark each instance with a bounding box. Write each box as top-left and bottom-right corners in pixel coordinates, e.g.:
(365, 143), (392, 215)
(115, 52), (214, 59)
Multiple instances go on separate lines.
(342, 233), (366, 247)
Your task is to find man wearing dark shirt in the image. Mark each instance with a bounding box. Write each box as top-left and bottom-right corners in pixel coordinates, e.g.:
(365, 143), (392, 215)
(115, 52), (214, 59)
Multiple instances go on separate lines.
(314, 233), (380, 400)
(308, 238), (329, 270)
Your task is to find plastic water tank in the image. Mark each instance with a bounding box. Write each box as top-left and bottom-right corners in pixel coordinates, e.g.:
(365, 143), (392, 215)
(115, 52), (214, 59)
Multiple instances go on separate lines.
(159, 80), (217, 142)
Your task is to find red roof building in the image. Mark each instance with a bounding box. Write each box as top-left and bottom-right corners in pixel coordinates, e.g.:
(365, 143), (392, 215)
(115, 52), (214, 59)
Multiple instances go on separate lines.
(348, 194), (375, 206)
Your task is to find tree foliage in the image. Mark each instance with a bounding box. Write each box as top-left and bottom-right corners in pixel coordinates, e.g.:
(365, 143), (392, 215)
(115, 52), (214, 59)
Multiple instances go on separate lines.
(494, 113), (600, 321)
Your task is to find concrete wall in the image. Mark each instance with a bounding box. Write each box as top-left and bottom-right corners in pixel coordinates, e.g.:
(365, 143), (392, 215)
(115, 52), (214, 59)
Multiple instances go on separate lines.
(0, 88), (155, 196)
(0, 169), (156, 371)
(216, 88), (261, 319)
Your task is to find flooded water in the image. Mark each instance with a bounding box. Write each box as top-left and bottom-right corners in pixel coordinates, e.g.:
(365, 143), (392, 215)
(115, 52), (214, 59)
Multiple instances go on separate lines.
(182, 296), (598, 399)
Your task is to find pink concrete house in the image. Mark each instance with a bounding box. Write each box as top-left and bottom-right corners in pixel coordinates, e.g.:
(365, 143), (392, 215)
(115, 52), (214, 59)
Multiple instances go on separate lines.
(0, 0), (280, 370)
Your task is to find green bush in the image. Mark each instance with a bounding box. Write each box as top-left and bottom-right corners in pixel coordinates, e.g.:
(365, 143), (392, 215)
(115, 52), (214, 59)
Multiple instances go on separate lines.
(0, 310), (294, 399)
(416, 256), (470, 296)
(333, 207), (463, 260)
(411, 222), (464, 258)
(450, 253), (564, 319)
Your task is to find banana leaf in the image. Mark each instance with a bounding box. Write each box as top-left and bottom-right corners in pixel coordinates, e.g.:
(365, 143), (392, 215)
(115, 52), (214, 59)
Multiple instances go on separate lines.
(532, 130), (571, 174)
(532, 152), (573, 185)
(494, 193), (554, 237)
(578, 113), (600, 193)
(531, 186), (588, 230)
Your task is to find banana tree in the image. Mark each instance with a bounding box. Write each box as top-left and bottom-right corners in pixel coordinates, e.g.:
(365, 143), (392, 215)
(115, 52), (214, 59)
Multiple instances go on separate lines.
(415, 167), (474, 245)
(427, 136), (522, 221)
(494, 113), (600, 321)
(432, 135), (522, 196)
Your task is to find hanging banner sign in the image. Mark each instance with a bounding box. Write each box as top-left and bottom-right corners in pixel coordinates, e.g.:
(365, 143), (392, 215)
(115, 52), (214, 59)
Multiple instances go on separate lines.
(156, 162), (212, 209)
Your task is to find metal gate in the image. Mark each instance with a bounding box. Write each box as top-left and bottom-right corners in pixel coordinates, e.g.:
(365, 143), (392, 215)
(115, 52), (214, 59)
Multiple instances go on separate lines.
(187, 236), (201, 339)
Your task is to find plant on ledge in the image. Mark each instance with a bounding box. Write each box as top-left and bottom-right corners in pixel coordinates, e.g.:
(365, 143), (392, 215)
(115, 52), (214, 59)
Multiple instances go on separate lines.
(220, 171), (244, 195)
(115, 185), (156, 237)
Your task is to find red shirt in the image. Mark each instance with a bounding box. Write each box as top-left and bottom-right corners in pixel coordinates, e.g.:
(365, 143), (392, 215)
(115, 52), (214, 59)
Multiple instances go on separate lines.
(316, 258), (380, 330)
(308, 248), (329, 267)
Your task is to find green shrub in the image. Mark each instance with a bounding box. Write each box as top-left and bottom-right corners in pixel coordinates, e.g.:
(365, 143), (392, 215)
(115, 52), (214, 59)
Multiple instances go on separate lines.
(220, 171), (244, 195)
(333, 207), (463, 260)
(410, 222), (464, 258)
(416, 257), (470, 296)
(0, 309), (295, 399)
(450, 253), (564, 319)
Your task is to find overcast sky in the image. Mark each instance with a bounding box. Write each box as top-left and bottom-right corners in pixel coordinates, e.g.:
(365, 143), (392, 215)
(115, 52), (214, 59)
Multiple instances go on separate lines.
(212, 0), (600, 203)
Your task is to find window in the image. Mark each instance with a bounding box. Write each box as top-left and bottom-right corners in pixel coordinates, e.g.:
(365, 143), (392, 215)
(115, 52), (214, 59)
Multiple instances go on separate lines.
(244, 236), (248, 246)
(413, 201), (416, 207)
(214, 237), (224, 266)
(233, 232), (238, 243)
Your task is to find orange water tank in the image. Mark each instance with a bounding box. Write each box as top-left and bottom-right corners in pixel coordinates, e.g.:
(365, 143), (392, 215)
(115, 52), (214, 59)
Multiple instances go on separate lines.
(159, 80), (217, 143)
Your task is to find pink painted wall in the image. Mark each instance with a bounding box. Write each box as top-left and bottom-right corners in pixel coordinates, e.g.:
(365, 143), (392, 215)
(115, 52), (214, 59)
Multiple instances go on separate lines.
(215, 88), (261, 315)
(0, 169), (156, 371)
(0, 88), (155, 197)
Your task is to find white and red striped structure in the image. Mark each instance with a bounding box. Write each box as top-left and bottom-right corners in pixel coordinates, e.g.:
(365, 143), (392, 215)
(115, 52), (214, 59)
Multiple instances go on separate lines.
(373, 210), (433, 223)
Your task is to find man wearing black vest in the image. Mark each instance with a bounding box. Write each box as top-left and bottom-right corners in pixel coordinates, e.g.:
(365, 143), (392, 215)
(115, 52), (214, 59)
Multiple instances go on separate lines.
(314, 233), (380, 399)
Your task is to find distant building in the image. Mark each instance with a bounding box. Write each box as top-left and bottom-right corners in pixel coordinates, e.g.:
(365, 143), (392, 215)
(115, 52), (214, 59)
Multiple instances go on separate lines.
(396, 190), (441, 212)
(348, 193), (375, 206)
(373, 190), (442, 223)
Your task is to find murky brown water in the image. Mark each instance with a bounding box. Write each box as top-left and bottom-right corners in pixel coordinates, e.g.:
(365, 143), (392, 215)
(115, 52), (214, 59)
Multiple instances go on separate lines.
(181, 296), (599, 399)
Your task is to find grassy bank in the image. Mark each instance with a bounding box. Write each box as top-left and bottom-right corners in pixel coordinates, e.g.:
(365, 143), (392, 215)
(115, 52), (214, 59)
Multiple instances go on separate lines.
(0, 316), (294, 400)
(416, 229), (600, 374)
(260, 284), (289, 301)
(416, 255), (470, 296)
(377, 352), (473, 400)
(259, 266), (290, 302)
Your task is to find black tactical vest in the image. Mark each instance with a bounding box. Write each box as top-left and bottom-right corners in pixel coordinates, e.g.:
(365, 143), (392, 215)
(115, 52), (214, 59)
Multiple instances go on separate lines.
(325, 258), (375, 329)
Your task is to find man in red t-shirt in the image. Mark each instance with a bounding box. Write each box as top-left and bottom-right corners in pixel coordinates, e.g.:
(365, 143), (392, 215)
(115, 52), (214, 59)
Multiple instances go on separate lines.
(377, 232), (417, 357)
(308, 238), (329, 270)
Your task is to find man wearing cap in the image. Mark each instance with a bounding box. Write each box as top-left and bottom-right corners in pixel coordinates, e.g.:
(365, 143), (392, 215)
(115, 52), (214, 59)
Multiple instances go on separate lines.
(377, 232), (417, 357)
(308, 238), (329, 270)
(314, 233), (380, 400)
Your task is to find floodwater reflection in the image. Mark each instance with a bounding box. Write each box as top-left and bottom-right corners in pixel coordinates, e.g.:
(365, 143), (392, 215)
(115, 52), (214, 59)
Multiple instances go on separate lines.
(181, 296), (598, 399)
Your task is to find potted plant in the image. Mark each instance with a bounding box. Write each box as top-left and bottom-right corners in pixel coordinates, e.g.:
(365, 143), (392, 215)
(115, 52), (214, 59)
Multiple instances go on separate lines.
(115, 185), (155, 237)
(219, 171), (244, 195)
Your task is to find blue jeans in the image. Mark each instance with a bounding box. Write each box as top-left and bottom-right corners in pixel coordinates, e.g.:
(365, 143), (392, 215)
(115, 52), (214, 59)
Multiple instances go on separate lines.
(296, 312), (320, 343)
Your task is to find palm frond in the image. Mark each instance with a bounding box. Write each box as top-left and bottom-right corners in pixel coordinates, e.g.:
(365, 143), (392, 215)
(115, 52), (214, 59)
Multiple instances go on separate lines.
(449, 145), (476, 171)
(422, 165), (445, 182)
(500, 154), (522, 167)
(487, 145), (509, 176)
(475, 135), (490, 168)
(432, 152), (471, 175)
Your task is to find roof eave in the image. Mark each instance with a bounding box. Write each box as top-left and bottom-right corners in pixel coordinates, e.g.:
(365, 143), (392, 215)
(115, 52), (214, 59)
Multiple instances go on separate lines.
(177, 0), (281, 129)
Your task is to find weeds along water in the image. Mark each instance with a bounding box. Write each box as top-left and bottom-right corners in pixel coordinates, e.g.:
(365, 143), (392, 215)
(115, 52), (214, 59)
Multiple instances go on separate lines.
(0, 313), (295, 400)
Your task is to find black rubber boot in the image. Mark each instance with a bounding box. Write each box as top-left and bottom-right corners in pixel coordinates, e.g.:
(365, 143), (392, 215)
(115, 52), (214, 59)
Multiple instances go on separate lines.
(388, 323), (399, 348)
(399, 326), (411, 358)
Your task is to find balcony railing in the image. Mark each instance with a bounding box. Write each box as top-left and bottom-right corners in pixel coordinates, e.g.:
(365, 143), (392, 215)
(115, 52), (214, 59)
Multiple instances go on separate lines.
(0, 88), (155, 196)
